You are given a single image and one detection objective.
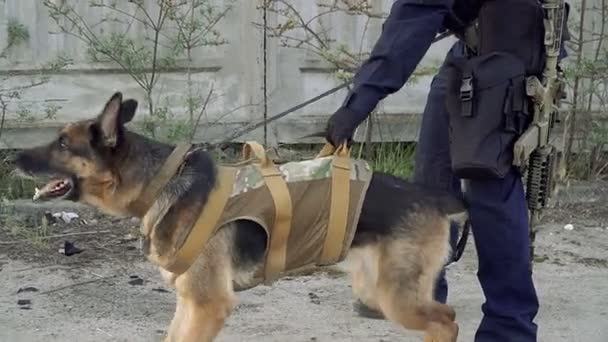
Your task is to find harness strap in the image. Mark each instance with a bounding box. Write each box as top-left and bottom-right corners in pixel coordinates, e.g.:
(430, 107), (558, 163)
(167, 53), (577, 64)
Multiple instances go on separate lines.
(316, 142), (351, 265)
(130, 143), (192, 221)
(155, 166), (237, 274)
(243, 142), (293, 283)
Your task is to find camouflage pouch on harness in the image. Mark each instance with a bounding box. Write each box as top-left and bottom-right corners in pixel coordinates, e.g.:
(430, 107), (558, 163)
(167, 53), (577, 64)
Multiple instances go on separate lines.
(445, 0), (545, 179)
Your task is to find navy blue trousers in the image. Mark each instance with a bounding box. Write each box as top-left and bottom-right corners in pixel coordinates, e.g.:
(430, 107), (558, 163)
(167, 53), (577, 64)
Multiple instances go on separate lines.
(413, 41), (539, 342)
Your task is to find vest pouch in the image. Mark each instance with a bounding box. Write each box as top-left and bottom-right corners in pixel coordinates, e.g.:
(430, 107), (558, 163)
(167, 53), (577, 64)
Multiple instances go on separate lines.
(445, 52), (529, 179)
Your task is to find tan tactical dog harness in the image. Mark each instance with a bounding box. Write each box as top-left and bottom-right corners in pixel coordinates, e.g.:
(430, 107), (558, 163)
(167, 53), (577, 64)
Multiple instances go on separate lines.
(130, 142), (373, 283)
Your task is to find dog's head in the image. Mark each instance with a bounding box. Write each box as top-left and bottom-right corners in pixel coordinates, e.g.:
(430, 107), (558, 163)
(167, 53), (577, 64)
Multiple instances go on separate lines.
(15, 92), (139, 211)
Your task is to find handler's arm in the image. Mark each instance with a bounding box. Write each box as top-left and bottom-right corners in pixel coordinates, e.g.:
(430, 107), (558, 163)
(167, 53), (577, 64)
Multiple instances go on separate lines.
(343, 0), (453, 122)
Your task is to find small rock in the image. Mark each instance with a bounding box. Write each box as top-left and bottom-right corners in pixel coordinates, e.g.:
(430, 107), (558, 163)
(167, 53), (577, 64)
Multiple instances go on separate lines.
(152, 288), (169, 293)
(129, 278), (144, 286)
(564, 224), (574, 231)
(128, 276), (144, 286)
(308, 292), (320, 305)
(59, 241), (84, 256)
(129, 275), (139, 279)
(17, 299), (31, 306)
(17, 287), (39, 294)
(89, 219), (99, 225)
(19, 306), (32, 310)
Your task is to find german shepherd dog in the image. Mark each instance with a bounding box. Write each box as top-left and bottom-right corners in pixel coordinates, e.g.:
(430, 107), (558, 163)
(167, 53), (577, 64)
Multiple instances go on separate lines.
(15, 92), (469, 342)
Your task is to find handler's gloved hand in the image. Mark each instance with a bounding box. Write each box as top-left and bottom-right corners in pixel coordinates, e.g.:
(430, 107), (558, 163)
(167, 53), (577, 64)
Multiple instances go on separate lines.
(325, 107), (368, 147)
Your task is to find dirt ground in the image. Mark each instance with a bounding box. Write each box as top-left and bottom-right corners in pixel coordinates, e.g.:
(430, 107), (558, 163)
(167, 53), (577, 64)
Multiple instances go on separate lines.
(1, 180), (607, 342)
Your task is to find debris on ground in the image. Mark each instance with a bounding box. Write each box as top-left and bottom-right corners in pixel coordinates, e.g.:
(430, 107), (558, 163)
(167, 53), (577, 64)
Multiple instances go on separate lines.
(17, 287), (39, 294)
(308, 292), (321, 305)
(52, 212), (79, 224)
(118, 234), (137, 244)
(564, 224), (574, 231)
(17, 299), (32, 309)
(152, 288), (169, 293)
(128, 275), (144, 286)
(43, 212), (57, 225)
(59, 241), (84, 256)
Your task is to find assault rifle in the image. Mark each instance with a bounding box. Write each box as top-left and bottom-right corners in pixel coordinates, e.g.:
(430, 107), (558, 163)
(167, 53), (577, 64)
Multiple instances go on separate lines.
(512, 0), (568, 263)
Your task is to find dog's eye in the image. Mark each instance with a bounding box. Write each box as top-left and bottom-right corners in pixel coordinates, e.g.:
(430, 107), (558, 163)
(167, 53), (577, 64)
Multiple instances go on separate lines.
(58, 136), (68, 150)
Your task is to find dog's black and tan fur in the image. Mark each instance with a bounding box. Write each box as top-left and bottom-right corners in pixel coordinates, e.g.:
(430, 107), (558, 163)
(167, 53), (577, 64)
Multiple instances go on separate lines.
(15, 92), (469, 342)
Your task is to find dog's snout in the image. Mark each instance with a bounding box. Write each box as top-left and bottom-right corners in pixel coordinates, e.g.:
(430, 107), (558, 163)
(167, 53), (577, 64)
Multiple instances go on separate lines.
(14, 149), (49, 174)
(15, 151), (33, 169)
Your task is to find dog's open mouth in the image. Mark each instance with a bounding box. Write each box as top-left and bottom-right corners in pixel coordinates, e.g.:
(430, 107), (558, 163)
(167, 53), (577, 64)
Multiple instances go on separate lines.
(33, 177), (74, 201)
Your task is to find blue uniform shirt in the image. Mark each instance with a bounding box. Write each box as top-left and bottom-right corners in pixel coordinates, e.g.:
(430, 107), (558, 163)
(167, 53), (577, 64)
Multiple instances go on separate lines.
(342, 0), (569, 122)
(343, 0), (453, 120)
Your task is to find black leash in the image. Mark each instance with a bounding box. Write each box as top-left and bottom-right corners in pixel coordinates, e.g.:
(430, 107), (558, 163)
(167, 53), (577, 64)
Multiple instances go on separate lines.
(452, 219), (471, 262)
(219, 82), (351, 145)
(217, 31), (455, 146)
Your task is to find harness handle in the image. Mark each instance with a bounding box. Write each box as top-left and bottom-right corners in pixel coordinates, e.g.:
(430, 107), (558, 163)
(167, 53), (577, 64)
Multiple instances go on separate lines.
(316, 141), (353, 265)
(316, 142), (350, 159)
(241, 141), (293, 283)
(242, 141), (275, 169)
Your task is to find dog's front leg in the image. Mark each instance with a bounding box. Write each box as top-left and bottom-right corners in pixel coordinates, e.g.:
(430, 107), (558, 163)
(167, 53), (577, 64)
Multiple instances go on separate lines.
(165, 294), (235, 342)
(165, 295), (186, 342)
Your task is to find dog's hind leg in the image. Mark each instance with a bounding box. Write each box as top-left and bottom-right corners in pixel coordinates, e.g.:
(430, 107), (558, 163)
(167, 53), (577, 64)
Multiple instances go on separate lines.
(348, 246), (382, 315)
(376, 259), (458, 341)
(375, 217), (458, 342)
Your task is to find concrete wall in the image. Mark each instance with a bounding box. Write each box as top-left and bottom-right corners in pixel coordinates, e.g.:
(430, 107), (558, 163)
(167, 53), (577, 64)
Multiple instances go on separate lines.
(0, 0), (593, 149)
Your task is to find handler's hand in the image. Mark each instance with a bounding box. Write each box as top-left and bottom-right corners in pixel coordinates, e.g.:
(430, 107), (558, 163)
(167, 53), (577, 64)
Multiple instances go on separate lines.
(325, 107), (367, 148)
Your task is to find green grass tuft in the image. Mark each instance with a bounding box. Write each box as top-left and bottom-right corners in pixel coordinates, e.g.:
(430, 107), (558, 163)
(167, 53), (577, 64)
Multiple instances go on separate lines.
(0, 151), (35, 200)
(360, 142), (416, 179)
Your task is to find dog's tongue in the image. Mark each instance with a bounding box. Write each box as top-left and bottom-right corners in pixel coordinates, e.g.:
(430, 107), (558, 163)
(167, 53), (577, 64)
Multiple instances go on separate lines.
(33, 178), (71, 201)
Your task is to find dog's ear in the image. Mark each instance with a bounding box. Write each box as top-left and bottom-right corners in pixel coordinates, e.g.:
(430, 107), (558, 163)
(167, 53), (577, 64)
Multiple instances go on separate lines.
(119, 99), (137, 125)
(98, 92), (123, 147)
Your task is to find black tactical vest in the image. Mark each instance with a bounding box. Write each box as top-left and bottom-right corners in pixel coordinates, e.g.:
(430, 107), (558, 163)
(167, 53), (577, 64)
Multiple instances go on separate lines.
(446, 0), (546, 75)
(443, 0), (549, 179)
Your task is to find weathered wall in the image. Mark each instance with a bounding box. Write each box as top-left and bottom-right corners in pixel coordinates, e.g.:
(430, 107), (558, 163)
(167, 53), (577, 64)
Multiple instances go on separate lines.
(0, 0), (593, 149)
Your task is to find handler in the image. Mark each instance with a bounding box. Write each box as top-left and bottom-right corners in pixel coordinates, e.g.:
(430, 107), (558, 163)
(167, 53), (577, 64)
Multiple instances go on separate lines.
(324, 1), (568, 341)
